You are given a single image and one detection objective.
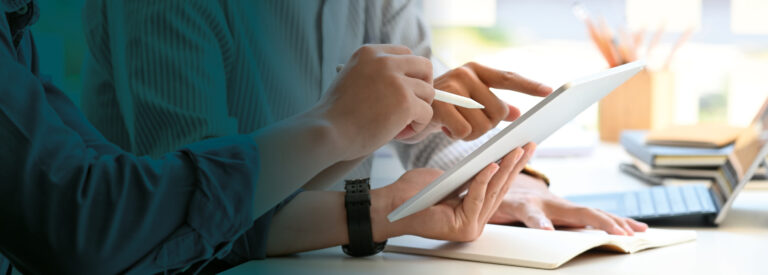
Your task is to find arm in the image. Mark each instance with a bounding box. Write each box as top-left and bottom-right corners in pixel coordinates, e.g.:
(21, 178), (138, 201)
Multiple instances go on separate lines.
(41, 81), (123, 154)
(0, 18), (346, 273)
(265, 145), (534, 256)
(0, 45), (257, 274)
(0, 41), (370, 273)
(300, 0), (445, 190)
(84, 0), (440, 207)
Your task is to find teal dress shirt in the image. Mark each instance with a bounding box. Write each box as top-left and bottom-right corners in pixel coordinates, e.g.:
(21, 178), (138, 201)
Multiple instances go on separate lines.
(0, 1), (295, 273)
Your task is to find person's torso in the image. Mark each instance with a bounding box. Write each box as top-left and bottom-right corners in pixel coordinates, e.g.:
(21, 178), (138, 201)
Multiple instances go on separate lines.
(81, 0), (373, 154)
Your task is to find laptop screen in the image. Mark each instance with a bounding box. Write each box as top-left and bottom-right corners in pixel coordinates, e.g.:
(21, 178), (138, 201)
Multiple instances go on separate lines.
(714, 98), (768, 223)
(729, 100), (768, 182)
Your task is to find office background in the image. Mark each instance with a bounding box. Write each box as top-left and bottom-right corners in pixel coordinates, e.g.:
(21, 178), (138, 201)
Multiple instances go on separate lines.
(32, 0), (768, 144)
(425, 0), (768, 131)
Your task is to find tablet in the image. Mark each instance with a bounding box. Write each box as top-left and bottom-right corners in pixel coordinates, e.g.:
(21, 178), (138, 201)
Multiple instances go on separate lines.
(387, 61), (645, 222)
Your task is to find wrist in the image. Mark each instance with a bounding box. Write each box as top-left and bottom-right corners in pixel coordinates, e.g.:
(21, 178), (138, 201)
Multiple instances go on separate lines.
(304, 106), (360, 161)
(294, 110), (348, 161)
(370, 187), (400, 242)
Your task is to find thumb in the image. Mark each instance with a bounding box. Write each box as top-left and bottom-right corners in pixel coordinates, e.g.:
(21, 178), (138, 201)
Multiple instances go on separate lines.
(521, 206), (555, 230)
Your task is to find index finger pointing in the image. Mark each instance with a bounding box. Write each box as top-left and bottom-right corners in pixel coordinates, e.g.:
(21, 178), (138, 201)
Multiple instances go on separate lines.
(465, 62), (552, 97)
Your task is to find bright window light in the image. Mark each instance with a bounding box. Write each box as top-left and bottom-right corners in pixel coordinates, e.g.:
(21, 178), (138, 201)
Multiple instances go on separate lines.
(422, 0), (496, 27)
(626, 0), (701, 32)
(731, 0), (768, 34)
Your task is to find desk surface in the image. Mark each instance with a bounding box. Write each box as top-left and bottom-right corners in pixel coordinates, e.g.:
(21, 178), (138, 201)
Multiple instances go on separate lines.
(225, 143), (768, 275)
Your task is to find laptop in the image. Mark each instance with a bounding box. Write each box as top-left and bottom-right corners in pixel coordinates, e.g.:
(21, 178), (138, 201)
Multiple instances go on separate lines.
(566, 99), (768, 225)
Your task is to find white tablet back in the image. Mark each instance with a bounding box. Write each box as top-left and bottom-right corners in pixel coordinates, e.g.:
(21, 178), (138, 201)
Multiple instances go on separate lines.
(388, 61), (645, 222)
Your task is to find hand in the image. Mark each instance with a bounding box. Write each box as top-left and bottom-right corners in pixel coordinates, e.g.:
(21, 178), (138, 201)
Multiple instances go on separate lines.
(488, 174), (648, 236)
(402, 62), (552, 143)
(371, 143), (536, 242)
(314, 44), (435, 160)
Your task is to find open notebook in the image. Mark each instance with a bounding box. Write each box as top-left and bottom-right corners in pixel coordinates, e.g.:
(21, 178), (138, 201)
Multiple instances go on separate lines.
(384, 224), (696, 269)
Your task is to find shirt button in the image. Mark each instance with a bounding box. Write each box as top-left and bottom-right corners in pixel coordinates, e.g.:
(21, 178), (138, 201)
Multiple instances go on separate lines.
(16, 4), (28, 15)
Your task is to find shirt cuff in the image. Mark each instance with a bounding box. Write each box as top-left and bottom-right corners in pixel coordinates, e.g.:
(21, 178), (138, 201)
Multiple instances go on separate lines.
(180, 134), (261, 249)
(217, 189), (303, 267)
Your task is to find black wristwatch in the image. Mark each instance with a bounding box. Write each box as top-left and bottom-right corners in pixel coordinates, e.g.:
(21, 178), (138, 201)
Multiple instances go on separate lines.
(342, 178), (387, 257)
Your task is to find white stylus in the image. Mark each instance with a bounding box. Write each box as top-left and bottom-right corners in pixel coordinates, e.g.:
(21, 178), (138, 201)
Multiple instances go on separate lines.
(336, 64), (485, 109)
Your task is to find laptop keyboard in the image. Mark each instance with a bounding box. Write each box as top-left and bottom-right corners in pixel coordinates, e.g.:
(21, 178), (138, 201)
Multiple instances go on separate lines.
(622, 184), (717, 218)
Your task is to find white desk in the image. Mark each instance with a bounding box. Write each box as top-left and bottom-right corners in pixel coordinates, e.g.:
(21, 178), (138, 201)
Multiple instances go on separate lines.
(224, 143), (768, 275)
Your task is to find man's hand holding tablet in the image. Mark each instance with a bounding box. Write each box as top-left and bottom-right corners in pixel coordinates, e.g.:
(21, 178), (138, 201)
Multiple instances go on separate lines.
(388, 61), (646, 223)
(368, 143), (537, 242)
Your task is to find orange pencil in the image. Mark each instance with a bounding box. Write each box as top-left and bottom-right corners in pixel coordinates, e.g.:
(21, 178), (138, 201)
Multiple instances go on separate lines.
(617, 28), (636, 62)
(573, 3), (615, 67)
(631, 29), (645, 59)
(663, 27), (694, 69)
(633, 30), (645, 52)
(598, 17), (621, 66)
(585, 18), (615, 67)
(647, 22), (666, 57)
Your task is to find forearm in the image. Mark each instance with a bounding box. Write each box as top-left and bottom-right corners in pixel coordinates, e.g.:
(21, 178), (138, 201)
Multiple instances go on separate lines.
(302, 156), (368, 190)
(264, 189), (396, 256)
(251, 109), (352, 216)
(265, 151), (535, 257)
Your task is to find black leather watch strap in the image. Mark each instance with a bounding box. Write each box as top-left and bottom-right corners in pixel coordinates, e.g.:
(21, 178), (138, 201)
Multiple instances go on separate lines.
(342, 178), (387, 257)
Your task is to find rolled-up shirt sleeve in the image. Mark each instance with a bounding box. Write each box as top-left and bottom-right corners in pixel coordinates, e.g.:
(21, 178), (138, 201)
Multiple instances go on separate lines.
(0, 26), (275, 275)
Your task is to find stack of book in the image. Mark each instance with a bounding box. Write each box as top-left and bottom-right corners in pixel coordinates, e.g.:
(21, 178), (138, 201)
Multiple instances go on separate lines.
(619, 126), (768, 187)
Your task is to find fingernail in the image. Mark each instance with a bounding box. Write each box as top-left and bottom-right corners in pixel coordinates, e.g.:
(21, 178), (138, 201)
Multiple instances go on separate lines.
(540, 220), (554, 230)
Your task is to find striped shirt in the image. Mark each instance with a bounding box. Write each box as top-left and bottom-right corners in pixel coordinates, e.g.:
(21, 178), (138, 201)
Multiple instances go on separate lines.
(81, 0), (483, 189)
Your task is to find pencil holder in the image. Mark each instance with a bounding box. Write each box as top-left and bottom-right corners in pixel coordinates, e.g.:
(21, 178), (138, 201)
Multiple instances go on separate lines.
(598, 69), (675, 142)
